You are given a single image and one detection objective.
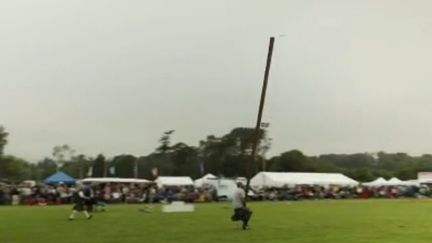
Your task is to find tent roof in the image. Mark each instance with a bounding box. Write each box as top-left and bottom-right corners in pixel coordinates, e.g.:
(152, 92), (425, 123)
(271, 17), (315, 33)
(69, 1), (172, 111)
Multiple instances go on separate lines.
(402, 180), (420, 186)
(364, 177), (414, 186)
(387, 177), (413, 186)
(363, 177), (387, 186)
(388, 177), (402, 183)
(44, 171), (76, 185)
(250, 172), (358, 188)
(194, 174), (217, 187)
(201, 173), (217, 179)
(155, 176), (194, 187)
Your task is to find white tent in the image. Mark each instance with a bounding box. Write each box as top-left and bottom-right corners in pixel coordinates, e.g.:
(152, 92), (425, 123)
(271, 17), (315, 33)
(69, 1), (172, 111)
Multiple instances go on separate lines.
(364, 177), (419, 187)
(194, 173), (217, 188)
(388, 177), (420, 186)
(80, 177), (151, 184)
(363, 177), (388, 187)
(155, 176), (194, 187)
(386, 177), (403, 186)
(201, 177), (238, 200)
(194, 175), (250, 199)
(402, 179), (420, 186)
(250, 172), (359, 188)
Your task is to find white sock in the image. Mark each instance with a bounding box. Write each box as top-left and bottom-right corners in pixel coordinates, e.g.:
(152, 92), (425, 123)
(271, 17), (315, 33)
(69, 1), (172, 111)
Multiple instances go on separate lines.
(69, 210), (77, 219)
(83, 211), (90, 218)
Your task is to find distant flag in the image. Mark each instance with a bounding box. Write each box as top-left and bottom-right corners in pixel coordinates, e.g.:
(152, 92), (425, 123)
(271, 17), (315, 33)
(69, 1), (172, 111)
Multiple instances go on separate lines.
(109, 166), (116, 176)
(87, 166), (93, 177)
(134, 161), (138, 178)
(199, 162), (205, 176)
(151, 167), (159, 178)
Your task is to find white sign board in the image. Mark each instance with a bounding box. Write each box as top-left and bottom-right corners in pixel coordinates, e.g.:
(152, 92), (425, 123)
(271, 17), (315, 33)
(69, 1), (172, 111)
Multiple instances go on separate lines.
(162, 201), (194, 213)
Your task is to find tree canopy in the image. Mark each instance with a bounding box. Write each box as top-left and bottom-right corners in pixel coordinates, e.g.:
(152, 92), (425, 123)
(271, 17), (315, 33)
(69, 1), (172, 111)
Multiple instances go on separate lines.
(0, 124), (432, 182)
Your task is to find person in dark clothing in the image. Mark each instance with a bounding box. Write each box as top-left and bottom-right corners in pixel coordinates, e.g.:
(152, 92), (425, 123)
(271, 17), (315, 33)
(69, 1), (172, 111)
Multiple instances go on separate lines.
(82, 185), (95, 212)
(68, 186), (92, 221)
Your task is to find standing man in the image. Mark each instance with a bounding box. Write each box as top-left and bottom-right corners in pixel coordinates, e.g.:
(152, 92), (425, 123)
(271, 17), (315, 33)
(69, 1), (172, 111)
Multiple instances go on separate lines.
(68, 184), (93, 221)
(231, 182), (252, 230)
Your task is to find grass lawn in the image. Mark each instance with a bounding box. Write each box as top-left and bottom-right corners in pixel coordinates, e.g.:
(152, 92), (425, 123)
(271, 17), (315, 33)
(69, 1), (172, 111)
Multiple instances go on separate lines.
(1, 199), (432, 243)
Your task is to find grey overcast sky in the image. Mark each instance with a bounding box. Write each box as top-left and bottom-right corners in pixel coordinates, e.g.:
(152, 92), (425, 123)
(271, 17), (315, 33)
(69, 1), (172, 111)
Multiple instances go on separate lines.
(2, 0), (432, 162)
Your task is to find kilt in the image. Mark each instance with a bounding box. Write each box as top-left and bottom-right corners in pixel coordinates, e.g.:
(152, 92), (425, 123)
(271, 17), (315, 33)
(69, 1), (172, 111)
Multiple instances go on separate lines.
(231, 207), (252, 221)
(73, 201), (85, 211)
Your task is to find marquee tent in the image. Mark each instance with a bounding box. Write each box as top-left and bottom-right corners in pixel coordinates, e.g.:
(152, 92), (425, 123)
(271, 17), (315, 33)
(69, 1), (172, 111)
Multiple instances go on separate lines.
(402, 179), (420, 186)
(155, 176), (194, 188)
(44, 171), (76, 185)
(388, 177), (402, 183)
(386, 177), (403, 186)
(386, 177), (419, 186)
(250, 172), (359, 188)
(363, 177), (388, 187)
(194, 173), (217, 187)
(363, 177), (417, 187)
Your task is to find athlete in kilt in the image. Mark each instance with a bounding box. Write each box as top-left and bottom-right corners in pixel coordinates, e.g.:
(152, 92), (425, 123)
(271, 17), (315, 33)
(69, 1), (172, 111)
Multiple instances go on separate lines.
(82, 185), (95, 212)
(68, 186), (93, 220)
(231, 182), (252, 230)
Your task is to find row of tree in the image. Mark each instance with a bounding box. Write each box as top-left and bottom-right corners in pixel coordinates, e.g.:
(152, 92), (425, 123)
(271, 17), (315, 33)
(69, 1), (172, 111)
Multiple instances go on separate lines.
(0, 125), (431, 183)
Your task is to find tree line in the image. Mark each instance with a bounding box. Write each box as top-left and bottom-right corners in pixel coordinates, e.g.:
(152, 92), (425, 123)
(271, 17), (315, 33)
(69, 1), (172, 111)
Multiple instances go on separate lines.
(0, 125), (431, 183)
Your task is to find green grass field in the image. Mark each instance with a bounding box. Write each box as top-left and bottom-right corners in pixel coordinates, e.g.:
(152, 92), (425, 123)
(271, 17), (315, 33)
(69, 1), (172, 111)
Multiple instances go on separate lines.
(1, 200), (432, 243)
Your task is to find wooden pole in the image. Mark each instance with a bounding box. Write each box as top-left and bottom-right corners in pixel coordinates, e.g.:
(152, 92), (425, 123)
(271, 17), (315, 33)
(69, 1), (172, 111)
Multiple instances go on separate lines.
(245, 37), (275, 200)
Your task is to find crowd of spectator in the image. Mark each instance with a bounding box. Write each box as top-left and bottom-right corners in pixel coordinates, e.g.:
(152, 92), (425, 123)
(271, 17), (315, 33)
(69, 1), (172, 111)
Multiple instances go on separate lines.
(255, 185), (431, 201)
(0, 182), (219, 206)
(1, 182), (431, 206)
